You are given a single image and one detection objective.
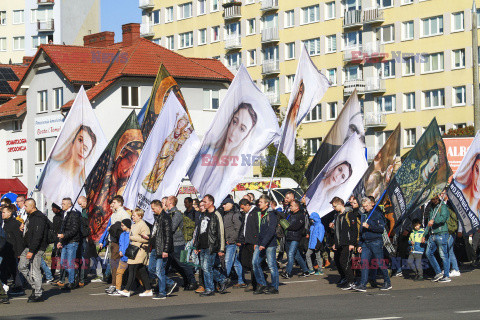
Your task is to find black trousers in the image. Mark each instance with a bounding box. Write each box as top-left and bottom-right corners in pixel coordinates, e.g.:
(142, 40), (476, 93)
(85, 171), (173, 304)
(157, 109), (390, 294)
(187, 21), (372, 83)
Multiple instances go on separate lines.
(240, 243), (257, 288)
(334, 245), (354, 283)
(125, 264), (151, 291)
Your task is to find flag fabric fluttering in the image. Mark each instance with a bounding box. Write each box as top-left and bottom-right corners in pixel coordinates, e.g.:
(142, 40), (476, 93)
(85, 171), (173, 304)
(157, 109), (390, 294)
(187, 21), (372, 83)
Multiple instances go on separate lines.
(137, 98), (149, 126)
(123, 92), (200, 224)
(303, 90), (365, 185)
(187, 65), (280, 207)
(36, 86), (107, 206)
(84, 111), (144, 241)
(305, 133), (368, 217)
(447, 131), (480, 235)
(385, 118), (452, 226)
(277, 45), (330, 164)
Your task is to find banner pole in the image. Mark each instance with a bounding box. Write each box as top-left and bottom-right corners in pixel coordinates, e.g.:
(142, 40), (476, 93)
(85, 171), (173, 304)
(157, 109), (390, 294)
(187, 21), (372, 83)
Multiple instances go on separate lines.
(366, 188), (388, 222)
(267, 145), (282, 195)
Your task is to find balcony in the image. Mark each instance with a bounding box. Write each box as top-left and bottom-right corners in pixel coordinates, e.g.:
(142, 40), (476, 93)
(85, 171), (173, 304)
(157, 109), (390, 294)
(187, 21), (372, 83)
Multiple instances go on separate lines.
(262, 60), (280, 75)
(363, 8), (384, 25)
(37, 19), (54, 32)
(364, 78), (386, 94)
(364, 112), (387, 128)
(138, 0), (154, 9)
(343, 45), (363, 62)
(224, 36), (242, 50)
(140, 24), (154, 37)
(261, 27), (279, 43)
(260, 0), (278, 12)
(343, 10), (363, 29)
(344, 79), (365, 96)
(37, 0), (54, 5)
(223, 1), (241, 20)
(265, 92), (281, 106)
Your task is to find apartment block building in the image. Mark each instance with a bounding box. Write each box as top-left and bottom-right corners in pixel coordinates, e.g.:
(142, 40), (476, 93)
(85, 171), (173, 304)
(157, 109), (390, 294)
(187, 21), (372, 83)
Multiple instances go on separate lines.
(140, 0), (475, 161)
(0, 0), (100, 64)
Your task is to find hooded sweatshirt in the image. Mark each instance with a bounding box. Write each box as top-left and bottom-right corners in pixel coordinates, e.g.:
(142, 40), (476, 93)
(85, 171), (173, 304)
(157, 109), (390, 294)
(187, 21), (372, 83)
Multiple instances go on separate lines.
(308, 212), (325, 250)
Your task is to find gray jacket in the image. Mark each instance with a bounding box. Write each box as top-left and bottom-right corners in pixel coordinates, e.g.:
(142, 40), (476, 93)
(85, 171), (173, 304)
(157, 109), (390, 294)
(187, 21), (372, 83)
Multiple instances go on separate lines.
(223, 208), (242, 244)
(168, 206), (185, 247)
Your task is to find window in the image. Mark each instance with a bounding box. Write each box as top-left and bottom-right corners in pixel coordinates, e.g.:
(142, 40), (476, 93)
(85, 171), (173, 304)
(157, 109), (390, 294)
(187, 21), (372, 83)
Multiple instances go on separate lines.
(377, 0), (393, 8)
(303, 38), (320, 56)
(382, 60), (395, 78)
(13, 10), (24, 24)
(32, 35), (48, 48)
(165, 6), (173, 22)
(405, 129), (416, 147)
(198, 0), (206, 15)
(378, 24), (394, 43)
(203, 89), (219, 110)
(402, 21), (414, 41)
(263, 78), (279, 95)
(226, 52), (241, 68)
(404, 92), (415, 111)
(302, 5), (319, 24)
(453, 86), (466, 106)
(422, 52), (444, 73)
(452, 12), (464, 32)
(211, 0), (219, 12)
(153, 38), (161, 45)
(38, 90), (47, 113)
(452, 49), (465, 69)
(121, 86), (140, 107)
(166, 35), (174, 49)
(53, 87), (63, 111)
(344, 65), (360, 81)
(422, 16), (443, 37)
(285, 42), (295, 60)
(262, 13), (278, 30)
(13, 37), (24, 50)
(37, 139), (47, 163)
(402, 56), (415, 76)
(13, 119), (22, 131)
(402, 0), (414, 4)
(247, 18), (256, 35)
(285, 10), (294, 28)
(285, 74), (295, 93)
(198, 28), (206, 45)
(376, 95), (396, 112)
(438, 125), (446, 136)
(179, 31), (193, 49)
(327, 102), (337, 120)
(424, 89), (445, 108)
(211, 26), (220, 42)
(0, 38), (6, 51)
(327, 68), (337, 85)
(247, 49), (256, 66)
(305, 104), (321, 122)
(344, 30), (361, 48)
(14, 159), (23, 176)
(325, 2), (335, 20)
(306, 138), (322, 156)
(263, 45), (278, 61)
(0, 11), (6, 25)
(31, 8), (53, 22)
(178, 2), (192, 20)
(152, 10), (160, 25)
(326, 35), (336, 53)
(453, 123), (467, 130)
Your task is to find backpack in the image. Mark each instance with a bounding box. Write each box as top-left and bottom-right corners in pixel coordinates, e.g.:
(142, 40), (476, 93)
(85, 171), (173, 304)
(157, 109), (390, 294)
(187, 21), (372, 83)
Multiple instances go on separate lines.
(81, 216), (91, 238)
(447, 207), (458, 234)
(182, 214), (196, 242)
(43, 216), (57, 244)
(109, 221), (123, 244)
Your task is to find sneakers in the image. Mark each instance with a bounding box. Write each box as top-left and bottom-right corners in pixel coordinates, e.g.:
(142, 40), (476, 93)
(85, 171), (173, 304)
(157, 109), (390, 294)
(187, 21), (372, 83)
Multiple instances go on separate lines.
(281, 272), (291, 279)
(264, 287), (279, 294)
(432, 273), (443, 282)
(195, 286), (205, 293)
(341, 282), (355, 291)
(166, 282), (177, 296)
(380, 283), (392, 291)
(91, 276), (103, 283)
(438, 276), (451, 283)
(108, 289), (122, 296)
(27, 295), (44, 303)
(253, 285), (267, 295)
(153, 293), (166, 300)
(46, 278), (55, 284)
(233, 283), (247, 289)
(139, 290), (153, 297)
(308, 269), (315, 275)
(78, 282), (85, 288)
(301, 271), (310, 277)
(56, 281), (65, 288)
(393, 271), (403, 277)
(450, 270), (461, 277)
(199, 290), (215, 297)
(353, 284), (367, 292)
(1, 297), (9, 304)
(218, 279), (229, 294)
(105, 286), (116, 294)
(314, 269), (324, 276)
(118, 290), (131, 297)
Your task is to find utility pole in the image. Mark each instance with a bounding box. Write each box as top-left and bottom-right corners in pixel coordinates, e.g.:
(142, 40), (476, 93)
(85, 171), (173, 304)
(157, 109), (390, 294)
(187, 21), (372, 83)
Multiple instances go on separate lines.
(472, 1), (480, 132)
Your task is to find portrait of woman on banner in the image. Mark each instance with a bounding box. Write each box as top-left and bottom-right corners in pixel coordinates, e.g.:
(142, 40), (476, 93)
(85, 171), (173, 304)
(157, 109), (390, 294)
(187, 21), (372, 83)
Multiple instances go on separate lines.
(455, 152), (480, 215)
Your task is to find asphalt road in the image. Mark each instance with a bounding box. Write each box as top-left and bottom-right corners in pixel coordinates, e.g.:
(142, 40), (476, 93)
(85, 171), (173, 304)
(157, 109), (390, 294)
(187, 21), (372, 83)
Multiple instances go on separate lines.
(1, 267), (480, 320)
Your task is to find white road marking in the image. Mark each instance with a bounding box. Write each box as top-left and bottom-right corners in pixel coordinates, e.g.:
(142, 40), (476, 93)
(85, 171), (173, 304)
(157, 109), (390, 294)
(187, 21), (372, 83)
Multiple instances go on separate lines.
(90, 293), (107, 296)
(454, 310), (480, 314)
(355, 317), (403, 320)
(10, 297), (28, 300)
(282, 279), (318, 284)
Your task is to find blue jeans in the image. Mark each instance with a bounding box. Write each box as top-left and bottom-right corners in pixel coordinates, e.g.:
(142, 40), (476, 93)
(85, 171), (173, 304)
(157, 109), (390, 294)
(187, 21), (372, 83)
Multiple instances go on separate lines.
(148, 249), (157, 279)
(60, 242), (79, 284)
(186, 239), (200, 269)
(225, 244), (244, 284)
(199, 249), (226, 293)
(359, 239), (390, 286)
(426, 233), (450, 277)
(155, 256), (174, 295)
(448, 234), (459, 271)
(40, 258), (53, 281)
(79, 239), (90, 283)
(253, 246), (279, 290)
(285, 240), (308, 275)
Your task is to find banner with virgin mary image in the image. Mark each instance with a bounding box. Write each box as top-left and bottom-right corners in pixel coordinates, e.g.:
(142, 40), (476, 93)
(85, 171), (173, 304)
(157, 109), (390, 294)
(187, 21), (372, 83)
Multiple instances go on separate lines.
(277, 45), (330, 164)
(305, 133), (368, 217)
(304, 91), (365, 185)
(386, 118), (452, 225)
(123, 92), (200, 223)
(84, 111), (144, 241)
(36, 86), (107, 206)
(187, 65), (280, 207)
(447, 131), (480, 235)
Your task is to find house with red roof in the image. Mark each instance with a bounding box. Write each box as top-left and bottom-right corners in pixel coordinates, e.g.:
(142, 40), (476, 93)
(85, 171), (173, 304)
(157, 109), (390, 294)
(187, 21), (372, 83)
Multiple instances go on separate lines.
(1, 23), (233, 210)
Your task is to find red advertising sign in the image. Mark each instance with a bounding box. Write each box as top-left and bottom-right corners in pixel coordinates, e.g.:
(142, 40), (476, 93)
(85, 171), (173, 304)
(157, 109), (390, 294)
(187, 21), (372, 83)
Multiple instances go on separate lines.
(444, 137), (474, 174)
(6, 138), (27, 153)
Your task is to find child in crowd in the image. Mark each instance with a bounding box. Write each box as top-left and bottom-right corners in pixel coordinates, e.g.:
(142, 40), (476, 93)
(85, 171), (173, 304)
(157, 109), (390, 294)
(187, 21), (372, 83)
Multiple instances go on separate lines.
(109, 219), (132, 296)
(407, 219), (425, 281)
(306, 212), (326, 275)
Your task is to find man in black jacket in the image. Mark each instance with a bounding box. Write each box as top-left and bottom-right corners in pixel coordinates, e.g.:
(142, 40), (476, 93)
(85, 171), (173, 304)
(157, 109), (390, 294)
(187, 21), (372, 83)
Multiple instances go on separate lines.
(1, 204), (24, 294)
(50, 203), (63, 279)
(282, 200), (310, 278)
(18, 198), (48, 302)
(56, 198), (81, 290)
(237, 198), (259, 292)
(222, 197), (245, 288)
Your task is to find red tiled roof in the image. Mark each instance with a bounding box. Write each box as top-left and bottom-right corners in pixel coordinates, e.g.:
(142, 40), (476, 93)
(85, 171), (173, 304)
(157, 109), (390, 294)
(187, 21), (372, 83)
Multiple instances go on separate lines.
(0, 64), (29, 98)
(0, 95), (26, 119)
(0, 178), (28, 195)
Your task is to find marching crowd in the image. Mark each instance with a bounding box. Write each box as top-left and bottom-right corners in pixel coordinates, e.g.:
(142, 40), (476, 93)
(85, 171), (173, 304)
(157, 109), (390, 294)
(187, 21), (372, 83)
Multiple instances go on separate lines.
(0, 189), (479, 304)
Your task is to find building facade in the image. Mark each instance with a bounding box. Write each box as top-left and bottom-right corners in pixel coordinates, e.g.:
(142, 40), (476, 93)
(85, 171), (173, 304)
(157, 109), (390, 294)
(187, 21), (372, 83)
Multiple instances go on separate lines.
(139, 0), (476, 161)
(0, 0), (100, 64)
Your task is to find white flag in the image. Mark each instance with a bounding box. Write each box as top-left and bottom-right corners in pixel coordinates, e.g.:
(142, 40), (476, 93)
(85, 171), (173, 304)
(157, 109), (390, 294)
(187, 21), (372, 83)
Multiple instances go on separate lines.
(36, 86), (107, 206)
(187, 65), (280, 207)
(123, 92), (200, 223)
(305, 133), (368, 217)
(278, 45), (330, 164)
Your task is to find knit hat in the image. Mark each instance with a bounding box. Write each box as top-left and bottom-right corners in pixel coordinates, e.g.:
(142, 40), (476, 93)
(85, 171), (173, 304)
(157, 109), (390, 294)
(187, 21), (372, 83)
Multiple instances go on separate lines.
(121, 219), (132, 229)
